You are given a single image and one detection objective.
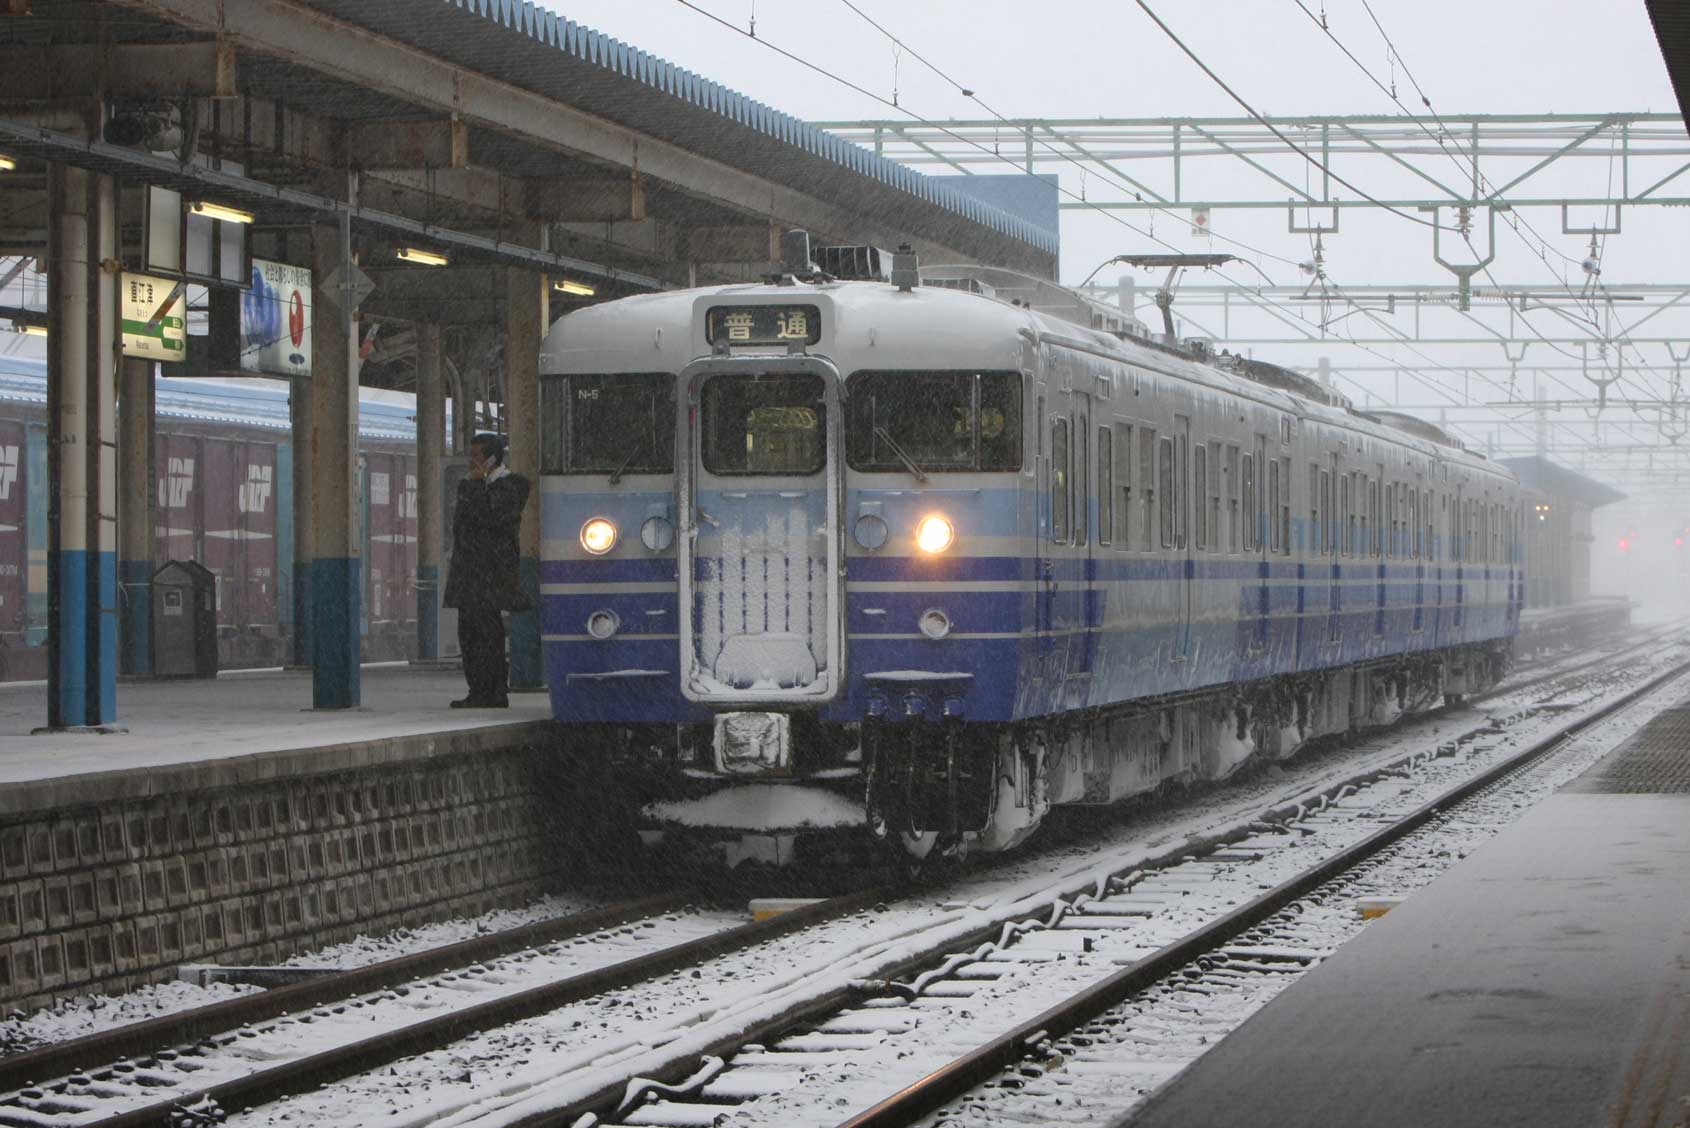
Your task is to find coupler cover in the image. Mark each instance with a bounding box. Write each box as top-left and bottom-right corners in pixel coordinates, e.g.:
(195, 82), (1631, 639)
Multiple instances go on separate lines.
(713, 712), (793, 776)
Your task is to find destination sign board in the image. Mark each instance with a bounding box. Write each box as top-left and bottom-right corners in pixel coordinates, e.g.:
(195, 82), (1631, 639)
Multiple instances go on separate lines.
(120, 273), (186, 361)
(706, 304), (821, 347)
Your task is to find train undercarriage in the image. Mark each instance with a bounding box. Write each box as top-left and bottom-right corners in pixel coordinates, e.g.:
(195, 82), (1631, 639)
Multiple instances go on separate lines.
(609, 643), (1510, 872)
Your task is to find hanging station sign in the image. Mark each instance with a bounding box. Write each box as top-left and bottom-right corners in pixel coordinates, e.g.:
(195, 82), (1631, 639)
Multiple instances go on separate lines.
(240, 258), (313, 377)
(119, 273), (187, 361)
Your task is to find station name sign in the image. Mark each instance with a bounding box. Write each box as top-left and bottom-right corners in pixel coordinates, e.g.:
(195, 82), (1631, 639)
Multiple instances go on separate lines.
(706, 304), (821, 346)
(120, 273), (186, 362)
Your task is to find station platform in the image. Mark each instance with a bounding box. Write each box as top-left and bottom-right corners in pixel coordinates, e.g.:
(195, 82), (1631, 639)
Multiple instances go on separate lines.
(1122, 697), (1690, 1128)
(0, 666), (554, 815)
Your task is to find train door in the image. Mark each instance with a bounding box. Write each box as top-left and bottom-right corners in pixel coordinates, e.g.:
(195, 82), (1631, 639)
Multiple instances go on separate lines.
(1250, 434), (1269, 652)
(1065, 390), (1096, 703)
(677, 355), (844, 706)
(1172, 413), (1192, 661)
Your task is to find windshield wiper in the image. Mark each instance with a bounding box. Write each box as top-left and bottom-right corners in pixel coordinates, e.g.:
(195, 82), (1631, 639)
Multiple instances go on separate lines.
(873, 425), (929, 483)
(607, 444), (642, 485)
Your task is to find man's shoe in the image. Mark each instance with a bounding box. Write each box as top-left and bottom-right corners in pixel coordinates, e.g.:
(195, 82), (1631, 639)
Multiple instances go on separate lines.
(486, 694), (510, 708)
(450, 696), (484, 708)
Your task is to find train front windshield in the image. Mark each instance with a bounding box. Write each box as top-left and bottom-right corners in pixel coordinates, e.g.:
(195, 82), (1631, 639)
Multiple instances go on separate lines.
(541, 372), (675, 475)
(845, 370), (1022, 473)
(700, 372), (826, 476)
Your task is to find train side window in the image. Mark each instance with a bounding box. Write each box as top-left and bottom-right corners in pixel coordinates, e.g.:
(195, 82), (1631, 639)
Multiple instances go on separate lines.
(1409, 488), (1420, 558)
(1097, 425), (1113, 547)
(1157, 436), (1175, 549)
(1367, 477), (1379, 557)
(1193, 445), (1208, 551)
(1139, 427), (1157, 549)
(1051, 417), (1070, 543)
(1113, 422), (1132, 551)
(1279, 458), (1292, 554)
(1241, 453), (1256, 552)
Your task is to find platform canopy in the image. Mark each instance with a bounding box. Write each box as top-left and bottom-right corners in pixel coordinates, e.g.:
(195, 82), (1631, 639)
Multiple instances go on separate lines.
(0, 0), (1058, 327)
(1501, 456), (1628, 509)
(1646, 0), (1690, 125)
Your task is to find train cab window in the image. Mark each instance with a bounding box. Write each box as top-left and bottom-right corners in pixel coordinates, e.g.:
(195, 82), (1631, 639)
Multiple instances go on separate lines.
(1051, 417), (1071, 542)
(542, 372), (675, 475)
(845, 370), (1022, 473)
(1157, 436), (1175, 549)
(1097, 425), (1113, 546)
(701, 372), (824, 475)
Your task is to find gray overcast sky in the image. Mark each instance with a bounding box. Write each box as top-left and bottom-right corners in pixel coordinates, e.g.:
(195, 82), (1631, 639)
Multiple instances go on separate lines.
(543, 0), (1682, 283)
(542, 1), (1689, 487)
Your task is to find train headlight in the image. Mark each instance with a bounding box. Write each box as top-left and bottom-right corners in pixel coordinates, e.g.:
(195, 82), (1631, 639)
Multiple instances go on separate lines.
(853, 514), (890, 550)
(640, 516), (675, 552)
(916, 514), (955, 554)
(585, 609), (620, 640)
(918, 608), (952, 640)
(580, 517), (618, 555)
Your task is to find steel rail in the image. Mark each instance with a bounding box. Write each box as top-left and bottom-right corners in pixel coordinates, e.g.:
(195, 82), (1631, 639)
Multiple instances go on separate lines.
(67, 889), (884, 1127)
(0, 892), (690, 1094)
(524, 654), (1632, 1127)
(834, 654), (1690, 1128)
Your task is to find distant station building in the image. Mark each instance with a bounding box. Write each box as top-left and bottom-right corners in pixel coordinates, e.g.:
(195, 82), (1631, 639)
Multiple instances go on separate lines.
(1502, 456), (1625, 609)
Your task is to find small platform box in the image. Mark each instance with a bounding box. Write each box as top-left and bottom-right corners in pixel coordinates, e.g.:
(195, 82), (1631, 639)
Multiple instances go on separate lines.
(153, 560), (218, 678)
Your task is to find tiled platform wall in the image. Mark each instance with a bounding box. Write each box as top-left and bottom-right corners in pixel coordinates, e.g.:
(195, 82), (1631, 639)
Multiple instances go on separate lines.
(0, 743), (564, 1013)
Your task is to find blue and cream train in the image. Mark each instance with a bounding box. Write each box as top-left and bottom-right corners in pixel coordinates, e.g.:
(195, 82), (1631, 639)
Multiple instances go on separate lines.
(542, 251), (1525, 865)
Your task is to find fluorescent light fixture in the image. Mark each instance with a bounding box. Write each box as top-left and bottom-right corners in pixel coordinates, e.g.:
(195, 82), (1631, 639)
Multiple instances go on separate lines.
(397, 247), (449, 267)
(190, 200), (255, 225)
(12, 321), (46, 337)
(0, 155), (15, 172)
(553, 278), (596, 297)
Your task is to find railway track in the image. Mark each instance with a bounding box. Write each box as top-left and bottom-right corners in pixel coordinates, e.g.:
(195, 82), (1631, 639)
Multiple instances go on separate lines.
(542, 644), (1690, 1128)
(0, 629), (1676, 1127)
(836, 656), (1690, 1128)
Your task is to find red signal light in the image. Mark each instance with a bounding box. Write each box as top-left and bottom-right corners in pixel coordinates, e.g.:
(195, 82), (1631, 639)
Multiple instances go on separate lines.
(1619, 538), (1631, 551)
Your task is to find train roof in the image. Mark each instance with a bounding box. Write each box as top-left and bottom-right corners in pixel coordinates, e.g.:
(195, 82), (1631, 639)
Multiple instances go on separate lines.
(0, 355), (417, 442)
(549, 275), (1516, 486)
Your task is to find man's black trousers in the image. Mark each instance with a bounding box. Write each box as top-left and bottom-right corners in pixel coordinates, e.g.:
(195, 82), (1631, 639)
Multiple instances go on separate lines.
(458, 608), (508, 702)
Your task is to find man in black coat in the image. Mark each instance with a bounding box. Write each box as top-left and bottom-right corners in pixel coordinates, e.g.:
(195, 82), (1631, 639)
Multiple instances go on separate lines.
(443, 432), (531, 707)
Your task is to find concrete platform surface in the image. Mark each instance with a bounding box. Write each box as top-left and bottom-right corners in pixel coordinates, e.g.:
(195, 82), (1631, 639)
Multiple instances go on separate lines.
(1122, 723), (1690, 1128)
(0, 666), (554, 813)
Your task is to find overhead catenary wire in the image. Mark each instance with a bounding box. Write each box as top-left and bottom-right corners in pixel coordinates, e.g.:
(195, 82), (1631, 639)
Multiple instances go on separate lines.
(668, 0), (1578, 453)
(1286, 0), (1663, 412)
